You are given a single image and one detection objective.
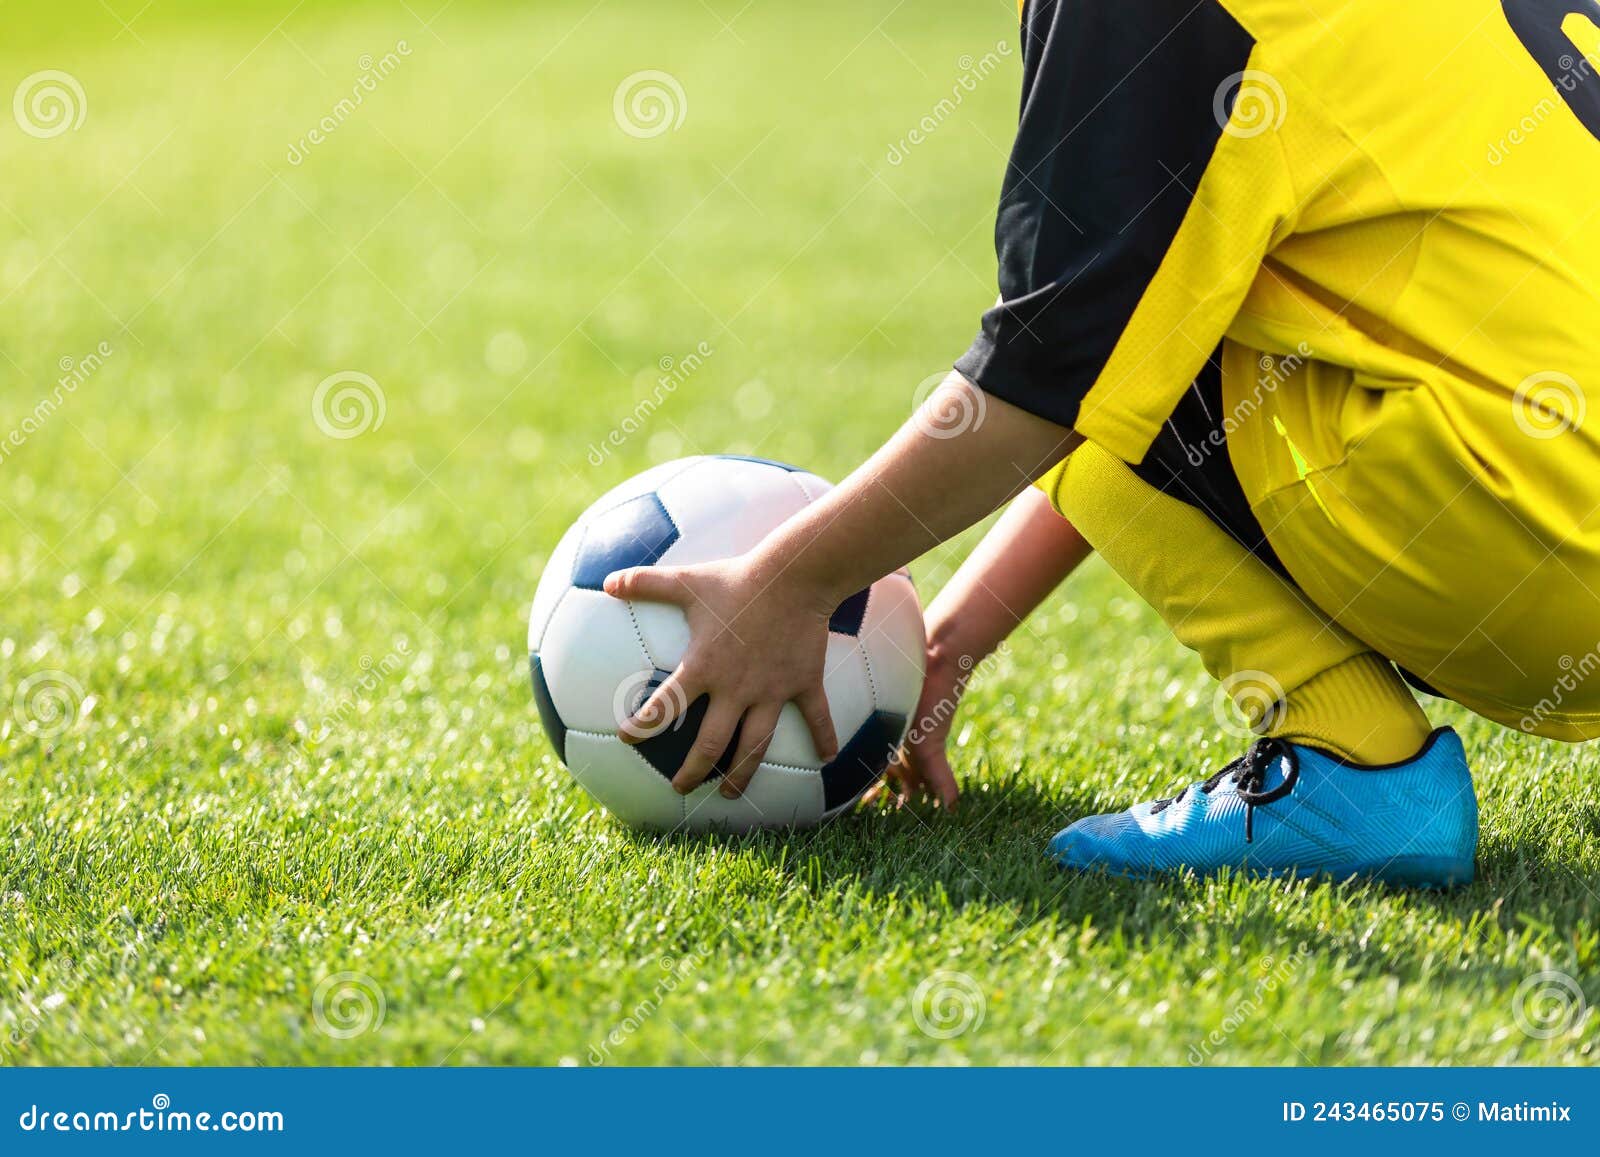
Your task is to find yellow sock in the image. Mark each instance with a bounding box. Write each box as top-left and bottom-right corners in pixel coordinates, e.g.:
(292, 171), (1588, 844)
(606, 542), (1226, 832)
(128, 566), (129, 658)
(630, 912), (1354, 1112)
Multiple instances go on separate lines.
(1054, 440), (1432, 765)
(1270, 652), (1432, 765)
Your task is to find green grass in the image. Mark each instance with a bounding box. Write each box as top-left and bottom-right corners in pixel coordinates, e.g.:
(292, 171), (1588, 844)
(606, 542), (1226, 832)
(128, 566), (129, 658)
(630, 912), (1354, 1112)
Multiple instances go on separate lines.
(2, 0), (1597, 1066)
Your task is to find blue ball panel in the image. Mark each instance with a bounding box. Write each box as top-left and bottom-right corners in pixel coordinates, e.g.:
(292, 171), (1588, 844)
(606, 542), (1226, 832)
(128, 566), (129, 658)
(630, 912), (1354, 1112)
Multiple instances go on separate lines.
(632, 676), (739, 783)
(529, 653), (567, 763)
(822, 710), (907, 811)
(571, 494), (680, 591)
(828, 587), (872, 636)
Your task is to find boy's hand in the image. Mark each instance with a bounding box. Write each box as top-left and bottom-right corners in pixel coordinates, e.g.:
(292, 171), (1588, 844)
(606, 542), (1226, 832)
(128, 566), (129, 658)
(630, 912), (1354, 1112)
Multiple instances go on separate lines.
(600, 380), (1080, 806)
(885, 643), (964, 809)
(604, 555), (840, 799)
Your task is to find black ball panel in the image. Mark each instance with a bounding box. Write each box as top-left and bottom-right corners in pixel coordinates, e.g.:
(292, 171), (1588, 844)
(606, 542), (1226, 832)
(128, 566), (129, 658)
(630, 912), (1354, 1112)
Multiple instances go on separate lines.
(571, 494), (680, 591)
(821, 710), (907, 812)
(529, 652), (567, 763)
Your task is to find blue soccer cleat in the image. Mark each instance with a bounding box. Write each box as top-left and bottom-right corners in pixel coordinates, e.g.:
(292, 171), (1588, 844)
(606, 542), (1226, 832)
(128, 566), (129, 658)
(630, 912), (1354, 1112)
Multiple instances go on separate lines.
(1048, 728), (1478, 887)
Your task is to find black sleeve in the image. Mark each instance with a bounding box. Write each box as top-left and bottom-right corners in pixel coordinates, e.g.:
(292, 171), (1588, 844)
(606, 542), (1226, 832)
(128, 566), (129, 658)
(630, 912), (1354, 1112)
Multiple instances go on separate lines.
(955, 0), (1256, 429)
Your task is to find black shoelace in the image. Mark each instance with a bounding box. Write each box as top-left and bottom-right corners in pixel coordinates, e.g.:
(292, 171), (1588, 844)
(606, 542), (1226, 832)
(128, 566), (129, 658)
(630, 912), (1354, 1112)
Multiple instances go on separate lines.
(1148, 736), (1300, 843)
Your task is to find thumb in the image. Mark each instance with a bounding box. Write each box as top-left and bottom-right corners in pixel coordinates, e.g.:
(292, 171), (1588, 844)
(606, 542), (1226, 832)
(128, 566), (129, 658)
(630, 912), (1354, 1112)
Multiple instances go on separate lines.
(603, 566), (685, 604)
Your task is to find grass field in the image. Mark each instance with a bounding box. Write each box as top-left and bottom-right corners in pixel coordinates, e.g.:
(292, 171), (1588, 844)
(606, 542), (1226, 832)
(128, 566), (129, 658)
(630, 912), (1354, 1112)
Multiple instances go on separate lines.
(2, 0), (1597, 1066)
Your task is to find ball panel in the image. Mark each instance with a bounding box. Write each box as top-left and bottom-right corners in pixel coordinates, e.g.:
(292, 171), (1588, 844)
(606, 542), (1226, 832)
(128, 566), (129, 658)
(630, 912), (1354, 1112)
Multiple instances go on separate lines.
(680, 762), (825, 833)
(588, 457), (703, 515)
(821, 710), (909, 815)
(789, 471), (832, 503)
(653, 459), (811, 566)
(539, 587), (650, 733)
(631, 691), (737, 783)
(564, 731), (684, 829)
(630, 599), (690, 671)
(528, 520), (582, 653)
(571, 494), (680, 591)
(529, 653), (567, 762)
(828, 586), (872, 637)
(763, 702), (819, 770)
(759, 633), (873, 769)
(857, 571), (926, 715)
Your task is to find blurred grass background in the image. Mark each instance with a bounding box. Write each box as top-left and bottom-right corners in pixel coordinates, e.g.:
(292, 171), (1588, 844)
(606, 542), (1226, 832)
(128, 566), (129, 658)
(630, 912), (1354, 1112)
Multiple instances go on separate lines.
(0, 0), (1595, 1065)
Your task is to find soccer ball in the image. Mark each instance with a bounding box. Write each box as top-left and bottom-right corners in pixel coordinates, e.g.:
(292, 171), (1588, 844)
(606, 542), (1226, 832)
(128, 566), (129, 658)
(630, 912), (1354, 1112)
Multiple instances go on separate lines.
(528, 455), (926, 833)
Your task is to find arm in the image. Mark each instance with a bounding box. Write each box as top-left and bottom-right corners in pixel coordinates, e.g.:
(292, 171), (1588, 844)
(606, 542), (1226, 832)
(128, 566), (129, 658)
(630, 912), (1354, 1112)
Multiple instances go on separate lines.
(604, 374), (1079, 797)
(893, 484), (1093, 807)
(606, 0), (1272, 799)
(925, 484), (1093, 674)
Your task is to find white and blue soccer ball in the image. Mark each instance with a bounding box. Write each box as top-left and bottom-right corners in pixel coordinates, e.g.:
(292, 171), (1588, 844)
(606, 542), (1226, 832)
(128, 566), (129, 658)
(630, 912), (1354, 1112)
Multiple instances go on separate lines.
(528, 455), (926, 833)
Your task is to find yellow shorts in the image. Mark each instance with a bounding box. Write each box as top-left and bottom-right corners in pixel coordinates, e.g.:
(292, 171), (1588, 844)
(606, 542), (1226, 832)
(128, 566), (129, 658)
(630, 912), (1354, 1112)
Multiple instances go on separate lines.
(1041, 340), (1600, 741)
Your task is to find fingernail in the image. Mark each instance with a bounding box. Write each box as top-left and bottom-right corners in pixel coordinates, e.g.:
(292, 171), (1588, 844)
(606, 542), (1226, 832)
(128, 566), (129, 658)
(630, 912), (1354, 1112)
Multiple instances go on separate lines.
(719, 785), (739, 800)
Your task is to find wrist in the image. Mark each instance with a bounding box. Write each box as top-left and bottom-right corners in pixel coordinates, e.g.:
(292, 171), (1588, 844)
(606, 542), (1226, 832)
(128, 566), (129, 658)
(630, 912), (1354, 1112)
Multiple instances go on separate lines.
(745, 537), (856, 621)
(925, 615), (987, 675)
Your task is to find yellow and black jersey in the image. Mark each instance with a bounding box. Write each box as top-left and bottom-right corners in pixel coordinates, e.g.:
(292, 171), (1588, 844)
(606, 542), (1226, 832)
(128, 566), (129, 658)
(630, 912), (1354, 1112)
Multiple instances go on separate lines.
(957, 0), (1600, 467)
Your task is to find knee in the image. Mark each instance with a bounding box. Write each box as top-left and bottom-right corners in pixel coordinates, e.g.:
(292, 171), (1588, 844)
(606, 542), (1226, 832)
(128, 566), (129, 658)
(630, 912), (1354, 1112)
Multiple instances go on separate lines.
(1054, 439), (1139, 548)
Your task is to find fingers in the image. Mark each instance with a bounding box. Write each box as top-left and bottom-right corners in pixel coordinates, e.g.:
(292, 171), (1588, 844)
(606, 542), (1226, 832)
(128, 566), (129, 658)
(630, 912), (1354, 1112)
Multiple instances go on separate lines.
(619, 670), (698, 744)
(671, 700), (745, 795)
(915, 746), (959, 811)
(718, 703), (781, 800)
(888, 750), (924, 805)
(603, 566), (686, 604)
(795, 686), (838, 762)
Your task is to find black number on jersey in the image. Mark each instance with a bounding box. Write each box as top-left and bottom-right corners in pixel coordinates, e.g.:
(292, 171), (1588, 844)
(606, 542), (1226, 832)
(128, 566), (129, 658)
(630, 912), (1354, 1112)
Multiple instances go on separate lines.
(1503, 0), (1600, 141)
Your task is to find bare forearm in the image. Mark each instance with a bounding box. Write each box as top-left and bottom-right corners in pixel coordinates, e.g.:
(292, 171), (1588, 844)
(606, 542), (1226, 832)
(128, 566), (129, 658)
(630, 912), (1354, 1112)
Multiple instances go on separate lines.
(753, 374), (1080, 609)
(924, 486), (1093, 667)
